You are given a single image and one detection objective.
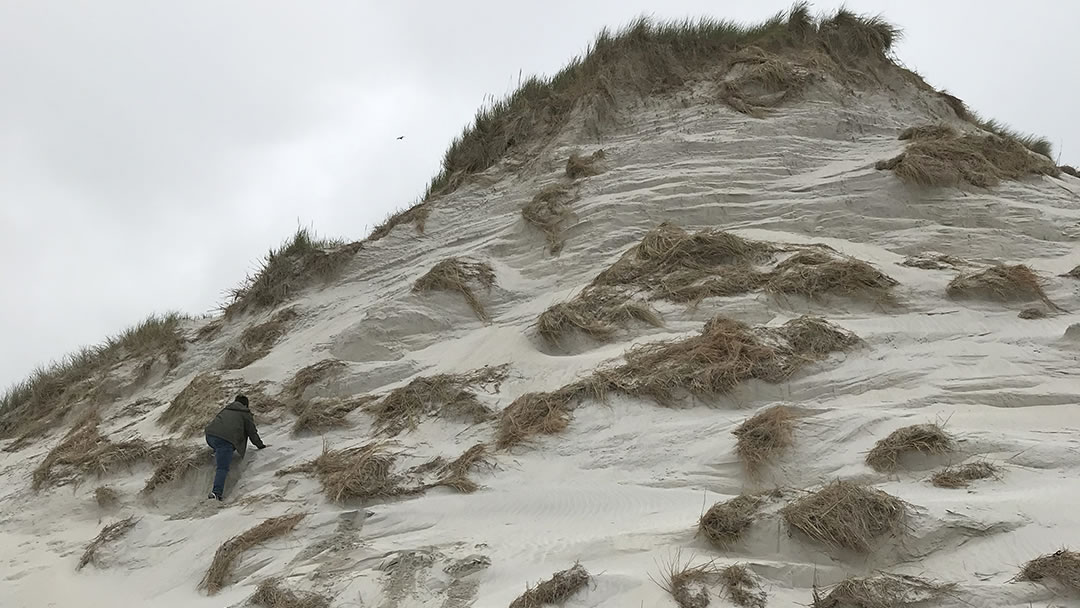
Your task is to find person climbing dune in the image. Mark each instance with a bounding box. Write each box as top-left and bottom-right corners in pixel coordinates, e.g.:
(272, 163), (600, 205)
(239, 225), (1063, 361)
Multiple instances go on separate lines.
(204, 394), (267, 501)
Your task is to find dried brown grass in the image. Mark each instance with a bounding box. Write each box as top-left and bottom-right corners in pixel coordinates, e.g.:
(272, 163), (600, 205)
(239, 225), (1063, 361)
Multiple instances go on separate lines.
(898, 124), (957, 141)
(699, 494), (764, 548)
(226, 228), (359, 316)
(566, 149), (606, 179)
(435, 443), (492, 493)
(495, 385), (584, 449)
(812, 573), (954, 608)
(536, 286), (662, 345)
(368, 365), (509, 436)
(719, 49), (811, 117)
(221, 307), (300, 370)
(250, 578), (332, 608)
(653, 554), (715, 608)
(141, 443), (212, 495)
(1019, 307), (1047, 320)
(282, 359), (347, 404)
(1061, 165), (1080, 178)
(930, 461), (1001, 489)
(277, 443), (411, 503)
(721, 565), (766, 608)
(522, 183), (575, 254)
(1061, 265), (1080, 279)
(585, 315), (859, 406)
(866, 423), (954, 472)
(367, 203), (430, 242)
(200, 513), (306, 595)
(1016, 550), (1080, 593)
(900, 253), (967, 270)
(158, 372), (237, 437)
(414, 257), (497, 320)
(946, 264), (1055, 306)
(765, 256), (898, 300)
(876, 132), (1059, 187)
(734, 406), (796, 476)
(32, 415), (152, 490)
(781, 480), (910, 553)
(292, 395), (379, 435)
(509, 563), (591, 608)
(94, 486), (120, 508)
(77, 516), (138, 571)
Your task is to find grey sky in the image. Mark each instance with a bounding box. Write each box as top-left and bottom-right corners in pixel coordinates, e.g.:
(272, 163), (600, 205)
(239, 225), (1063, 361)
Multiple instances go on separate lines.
(2, 1), (1076, 390)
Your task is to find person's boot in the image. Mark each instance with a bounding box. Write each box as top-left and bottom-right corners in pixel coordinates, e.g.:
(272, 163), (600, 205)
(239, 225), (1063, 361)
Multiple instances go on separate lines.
(208, 492), (222, 501)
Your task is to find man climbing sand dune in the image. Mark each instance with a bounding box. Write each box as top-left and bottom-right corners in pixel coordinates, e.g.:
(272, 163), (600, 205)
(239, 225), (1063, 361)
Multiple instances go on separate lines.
(204, 394), (267, 501)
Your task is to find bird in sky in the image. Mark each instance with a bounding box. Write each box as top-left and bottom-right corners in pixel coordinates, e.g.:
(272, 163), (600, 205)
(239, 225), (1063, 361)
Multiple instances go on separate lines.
(396, 135), (405, 140)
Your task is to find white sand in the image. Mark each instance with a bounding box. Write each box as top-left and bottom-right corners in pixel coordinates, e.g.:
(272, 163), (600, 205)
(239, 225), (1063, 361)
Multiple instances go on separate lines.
(3, 70), (1080, 608)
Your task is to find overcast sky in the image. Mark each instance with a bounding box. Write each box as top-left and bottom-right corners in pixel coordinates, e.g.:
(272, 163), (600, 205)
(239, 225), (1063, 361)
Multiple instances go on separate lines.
(1, 1), (1077, 390)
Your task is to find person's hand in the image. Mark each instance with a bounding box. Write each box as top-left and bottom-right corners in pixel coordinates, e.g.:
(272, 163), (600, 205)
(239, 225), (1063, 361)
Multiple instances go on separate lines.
(258, 444), (268, 450)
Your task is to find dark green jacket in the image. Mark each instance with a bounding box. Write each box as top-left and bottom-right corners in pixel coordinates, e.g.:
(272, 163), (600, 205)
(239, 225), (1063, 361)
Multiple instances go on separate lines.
(204, 400), (265, 458)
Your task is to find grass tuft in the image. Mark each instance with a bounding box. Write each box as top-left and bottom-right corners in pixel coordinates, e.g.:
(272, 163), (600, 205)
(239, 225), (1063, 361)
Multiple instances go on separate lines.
(699, 494), (764, 548)
(522, 183), (576, 254)
(721, 565), (767, 608)
(877, 131), (1059, 187)
(225, 228), (358, 317)
(781, 480), (910, 553)
(366, 203), (430, 242)
(812, 573), (954, 608)
(141, 443), (212, 495)
(865, 423), (954, 472)
(368, 365), (509, 436)
(1017, 550), (1080, 593)
(537, 286), (663, 346)
(250, 578), (332, 608)
(77, 516), (138, 571)
(94, 486), (120, 508)
(277, 443), (418, 503)
(898, 124), (957, 141)
(32, 414), (152, 490)
(930, 461), (1001, 489)
(946, 264), (1056, 307)
(495, 386), (584, 449)
(282, 359), (347, 403)
(158, 373), (235, 437)
(292, 395), (379, 435)
(221, 308), (300, 370)
(566, 149), (606, 179)
(509, 563), (591, 608)
(200, 513), (306, 595)
(734, 406), (797, 476)
(652, 553), (716, 608)
(1061, 165), (1079, 178)
(414, 257), (497, 320)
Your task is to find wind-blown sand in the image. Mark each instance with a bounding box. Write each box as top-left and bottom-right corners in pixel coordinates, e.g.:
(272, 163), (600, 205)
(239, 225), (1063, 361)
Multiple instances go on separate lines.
(3, 26), (1080, 608)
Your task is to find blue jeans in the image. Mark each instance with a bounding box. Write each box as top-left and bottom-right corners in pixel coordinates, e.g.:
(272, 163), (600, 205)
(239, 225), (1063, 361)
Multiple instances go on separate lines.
(205, 434), (235, 497)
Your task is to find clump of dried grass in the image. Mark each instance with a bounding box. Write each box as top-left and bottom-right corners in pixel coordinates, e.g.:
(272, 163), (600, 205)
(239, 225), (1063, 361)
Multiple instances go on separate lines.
(1, 312), (187, 441)
(566, 149), (606, 179)
(277, 443), (410, 503)
(77, 516), (138, 571)
(495, 385), (584, 449)
(221, 307), (300, 370)
(282, 359), (347, 402)
(946, 264), (1055, 306)
(719, 49), (811, 117)
(292, 395), (379, 435)
(866, 423), (954, 472)
(765, 255), (898, 300)
(699, 494), (764, 548)
(812, 573), (954, 608)
(1016, 550), (1080, 593)
(585, 316), (859, 406)
(1062, 165), (1080, 178)
(653, 554), (715, 608)
(898, 124), (957, 141)
(368, 365), (509, 436)
(781, 480), (910, 553)
(509, 563), (591, 608)
(94, 486), (120, 508)
(1061, 265), (1080, 279)
(366, 203), (430, 242)
(200, 513), (306, 595)
(32, 415), (152, 490)
(1019, 307), (1047, 320)
(536, 286), (663, 345)
(522, 183), (575, 254)
(226, 228), (359, 316)
(141, 443), (212, 495)
(435, 443), (492, 493)
(414, 257), (497, 320)
(876, 132), (1059, 187)
(250, 578), (332, 608)
(721, 565), (766, 608)
(158, 372), (237, 437)
(930, 461), (1001, 489)
(778, 315), (864, 356)
(734, 406), (797, 476)
(900, 253), (967, 270)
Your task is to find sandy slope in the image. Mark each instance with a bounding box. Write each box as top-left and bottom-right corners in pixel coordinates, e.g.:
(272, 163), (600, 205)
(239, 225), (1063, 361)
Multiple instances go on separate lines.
(3, 68), (1080, 608)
